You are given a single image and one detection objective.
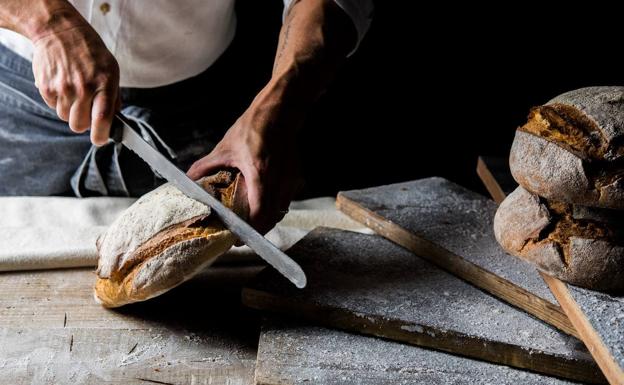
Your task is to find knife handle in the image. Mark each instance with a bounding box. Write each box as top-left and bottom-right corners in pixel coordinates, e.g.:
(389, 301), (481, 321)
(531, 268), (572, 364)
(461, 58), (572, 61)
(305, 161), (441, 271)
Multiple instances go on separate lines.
(109, 114), (125, 143)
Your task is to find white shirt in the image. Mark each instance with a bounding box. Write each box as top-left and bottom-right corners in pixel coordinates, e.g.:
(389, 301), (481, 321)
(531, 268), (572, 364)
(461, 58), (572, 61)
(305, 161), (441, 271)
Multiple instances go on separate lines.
(0, 0), (372, 88)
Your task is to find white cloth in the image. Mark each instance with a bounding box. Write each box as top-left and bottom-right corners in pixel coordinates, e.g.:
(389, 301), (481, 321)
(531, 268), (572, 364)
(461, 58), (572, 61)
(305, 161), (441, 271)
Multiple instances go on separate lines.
(0, 196), (371, 271)
(0, 0), (373, 88)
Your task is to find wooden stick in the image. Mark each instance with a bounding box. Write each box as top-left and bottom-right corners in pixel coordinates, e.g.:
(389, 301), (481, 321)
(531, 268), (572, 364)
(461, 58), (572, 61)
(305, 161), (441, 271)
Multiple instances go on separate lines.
(477, 156), (507, 204)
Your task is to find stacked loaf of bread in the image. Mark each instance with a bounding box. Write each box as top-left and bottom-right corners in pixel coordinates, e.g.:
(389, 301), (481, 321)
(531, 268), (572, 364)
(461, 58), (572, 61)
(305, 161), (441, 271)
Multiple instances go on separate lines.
(494, 87), (624, 291)
(94, 170), (248, 307)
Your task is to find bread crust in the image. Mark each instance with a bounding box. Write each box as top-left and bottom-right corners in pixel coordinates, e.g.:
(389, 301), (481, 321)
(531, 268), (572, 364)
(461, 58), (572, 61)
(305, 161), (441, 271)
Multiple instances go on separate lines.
(509, 86), (624, 209)
(94, 171), (248, 307)
(494, 186), (624, 291)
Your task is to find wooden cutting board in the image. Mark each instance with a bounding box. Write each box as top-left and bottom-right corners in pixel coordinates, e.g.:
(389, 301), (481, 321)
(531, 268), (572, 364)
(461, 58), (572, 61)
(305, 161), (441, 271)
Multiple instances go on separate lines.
(255, 320), (578, 385)
(243, 227), (603, 383)
(477, 156), (624, 385)
(335, 176), (577, 337)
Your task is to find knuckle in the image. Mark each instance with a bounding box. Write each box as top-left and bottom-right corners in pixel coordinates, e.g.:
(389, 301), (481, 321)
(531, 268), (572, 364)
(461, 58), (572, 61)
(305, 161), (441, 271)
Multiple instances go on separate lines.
(73, 75), (85, 88)
(74, 86), (87, 100)
(74, 78), (94, 96)
(96, 67), (118, 86)
(94, 105), (111, 120)
(91, 113), (104, 125)
(84, 79), (98, 93)
(59, 81), (73, 94)
(252, 159), (269, 174)
(95, 72), (111, 85)
(93, 100), (112, 119)
(107, 59), (120, 75)
(56, 103), (67, 115)
(40, 85), (54, 98)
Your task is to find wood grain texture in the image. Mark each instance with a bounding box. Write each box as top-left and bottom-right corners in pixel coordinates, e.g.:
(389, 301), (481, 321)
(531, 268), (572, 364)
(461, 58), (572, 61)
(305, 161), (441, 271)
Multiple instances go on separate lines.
(0, 266), (262, 384)
(255, 320), (578, 385)
(335, 177), (577, 337)
(243, 227), (603, 383)
(0, 328), (255, 385)
(477, 156), (624, 385)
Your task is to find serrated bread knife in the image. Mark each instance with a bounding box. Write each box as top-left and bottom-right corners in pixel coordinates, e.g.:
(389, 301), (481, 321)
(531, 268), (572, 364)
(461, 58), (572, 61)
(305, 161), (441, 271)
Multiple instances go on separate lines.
(110, 113), (307, 288)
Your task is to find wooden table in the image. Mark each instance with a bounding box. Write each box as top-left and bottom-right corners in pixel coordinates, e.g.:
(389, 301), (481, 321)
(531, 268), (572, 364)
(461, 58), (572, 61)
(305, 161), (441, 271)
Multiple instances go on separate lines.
(0, 265), (263, 384)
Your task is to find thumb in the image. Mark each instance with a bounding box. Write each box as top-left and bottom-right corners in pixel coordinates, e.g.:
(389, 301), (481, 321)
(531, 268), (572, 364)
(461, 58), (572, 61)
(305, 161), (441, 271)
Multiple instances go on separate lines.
(238, 164), (270, 233)
(187, 152), (227, 180)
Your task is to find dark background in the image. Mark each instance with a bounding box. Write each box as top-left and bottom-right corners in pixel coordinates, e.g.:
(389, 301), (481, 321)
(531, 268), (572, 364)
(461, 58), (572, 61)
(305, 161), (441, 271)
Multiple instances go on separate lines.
(234, 2), (624, 198)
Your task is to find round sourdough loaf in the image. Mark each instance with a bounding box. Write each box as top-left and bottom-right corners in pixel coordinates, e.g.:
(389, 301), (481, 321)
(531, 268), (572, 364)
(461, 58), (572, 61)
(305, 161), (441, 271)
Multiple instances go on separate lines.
(493, 186), (624, 291)
(94, 171), (248, 307)
(509, 86), (624, 209)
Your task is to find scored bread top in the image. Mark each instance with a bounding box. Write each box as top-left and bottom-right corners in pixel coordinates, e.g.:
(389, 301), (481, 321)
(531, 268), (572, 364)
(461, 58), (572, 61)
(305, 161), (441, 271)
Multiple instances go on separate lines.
(510, 86), (624, 209)
(94, 171), (248, 307)
(548, 86), (624, 160)
(519, 86), (624, 162)
(96, 171), (236, 280)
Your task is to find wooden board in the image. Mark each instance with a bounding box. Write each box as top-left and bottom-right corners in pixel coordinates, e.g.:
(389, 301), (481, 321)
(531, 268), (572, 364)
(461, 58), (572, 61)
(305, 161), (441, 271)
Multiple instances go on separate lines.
(477, 156), (624, 385)
(243, 227), (603, 383)
(255, 320), (578, 385)
(0, 266), (262, 384)
(335, 176), (578, 337)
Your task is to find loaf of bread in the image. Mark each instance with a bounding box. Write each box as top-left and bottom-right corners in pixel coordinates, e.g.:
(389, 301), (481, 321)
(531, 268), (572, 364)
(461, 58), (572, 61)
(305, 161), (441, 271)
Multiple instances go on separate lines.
(509, 86), (624, 209)
(94, 171), (248, 307)
(494, 186), (624, 291)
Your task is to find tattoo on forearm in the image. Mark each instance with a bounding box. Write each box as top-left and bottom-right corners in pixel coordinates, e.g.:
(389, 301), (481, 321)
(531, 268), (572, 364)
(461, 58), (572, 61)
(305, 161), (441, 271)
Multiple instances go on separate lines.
(274, 21), (292, 72)
(274, 0), (302, 72)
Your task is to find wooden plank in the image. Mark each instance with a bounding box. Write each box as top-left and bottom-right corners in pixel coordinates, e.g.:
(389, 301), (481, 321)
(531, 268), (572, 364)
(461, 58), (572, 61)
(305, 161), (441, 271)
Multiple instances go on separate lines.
(477, 156), (624, 385)
(243, 227), (603, 383)
(255, 320), (578, 385)
(0, 266), (261, 384)
(335, 177), (578, 337)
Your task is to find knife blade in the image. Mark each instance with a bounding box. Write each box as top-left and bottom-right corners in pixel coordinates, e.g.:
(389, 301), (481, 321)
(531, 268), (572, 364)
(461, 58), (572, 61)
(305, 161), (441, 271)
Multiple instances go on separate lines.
(110, 113), (307, 288)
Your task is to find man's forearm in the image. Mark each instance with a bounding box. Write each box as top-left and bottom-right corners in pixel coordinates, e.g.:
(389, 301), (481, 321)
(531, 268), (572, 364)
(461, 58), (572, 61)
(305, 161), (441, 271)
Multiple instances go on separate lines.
(0, 0), (86, 42)
(189, 0), (358, 232)
(247, 0), (357, 136)
(273, 0), (356, 94)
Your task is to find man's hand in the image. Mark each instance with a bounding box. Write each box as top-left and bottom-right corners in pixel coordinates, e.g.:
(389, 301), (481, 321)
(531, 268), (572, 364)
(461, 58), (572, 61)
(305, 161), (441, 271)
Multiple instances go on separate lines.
(32, 23), (120, 145)
(1, 0), (120, 145)
(188, 0), (355, 234)
(187, 85), (302, 235)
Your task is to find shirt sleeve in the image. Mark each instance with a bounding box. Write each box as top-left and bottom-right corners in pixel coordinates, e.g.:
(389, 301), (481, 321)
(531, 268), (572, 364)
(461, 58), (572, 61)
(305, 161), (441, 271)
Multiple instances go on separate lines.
(282, 0), (374, 56)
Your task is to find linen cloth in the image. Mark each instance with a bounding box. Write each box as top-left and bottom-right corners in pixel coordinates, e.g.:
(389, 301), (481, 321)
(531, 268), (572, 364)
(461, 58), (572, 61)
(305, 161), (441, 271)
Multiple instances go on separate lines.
(0, 196), (371, 271)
